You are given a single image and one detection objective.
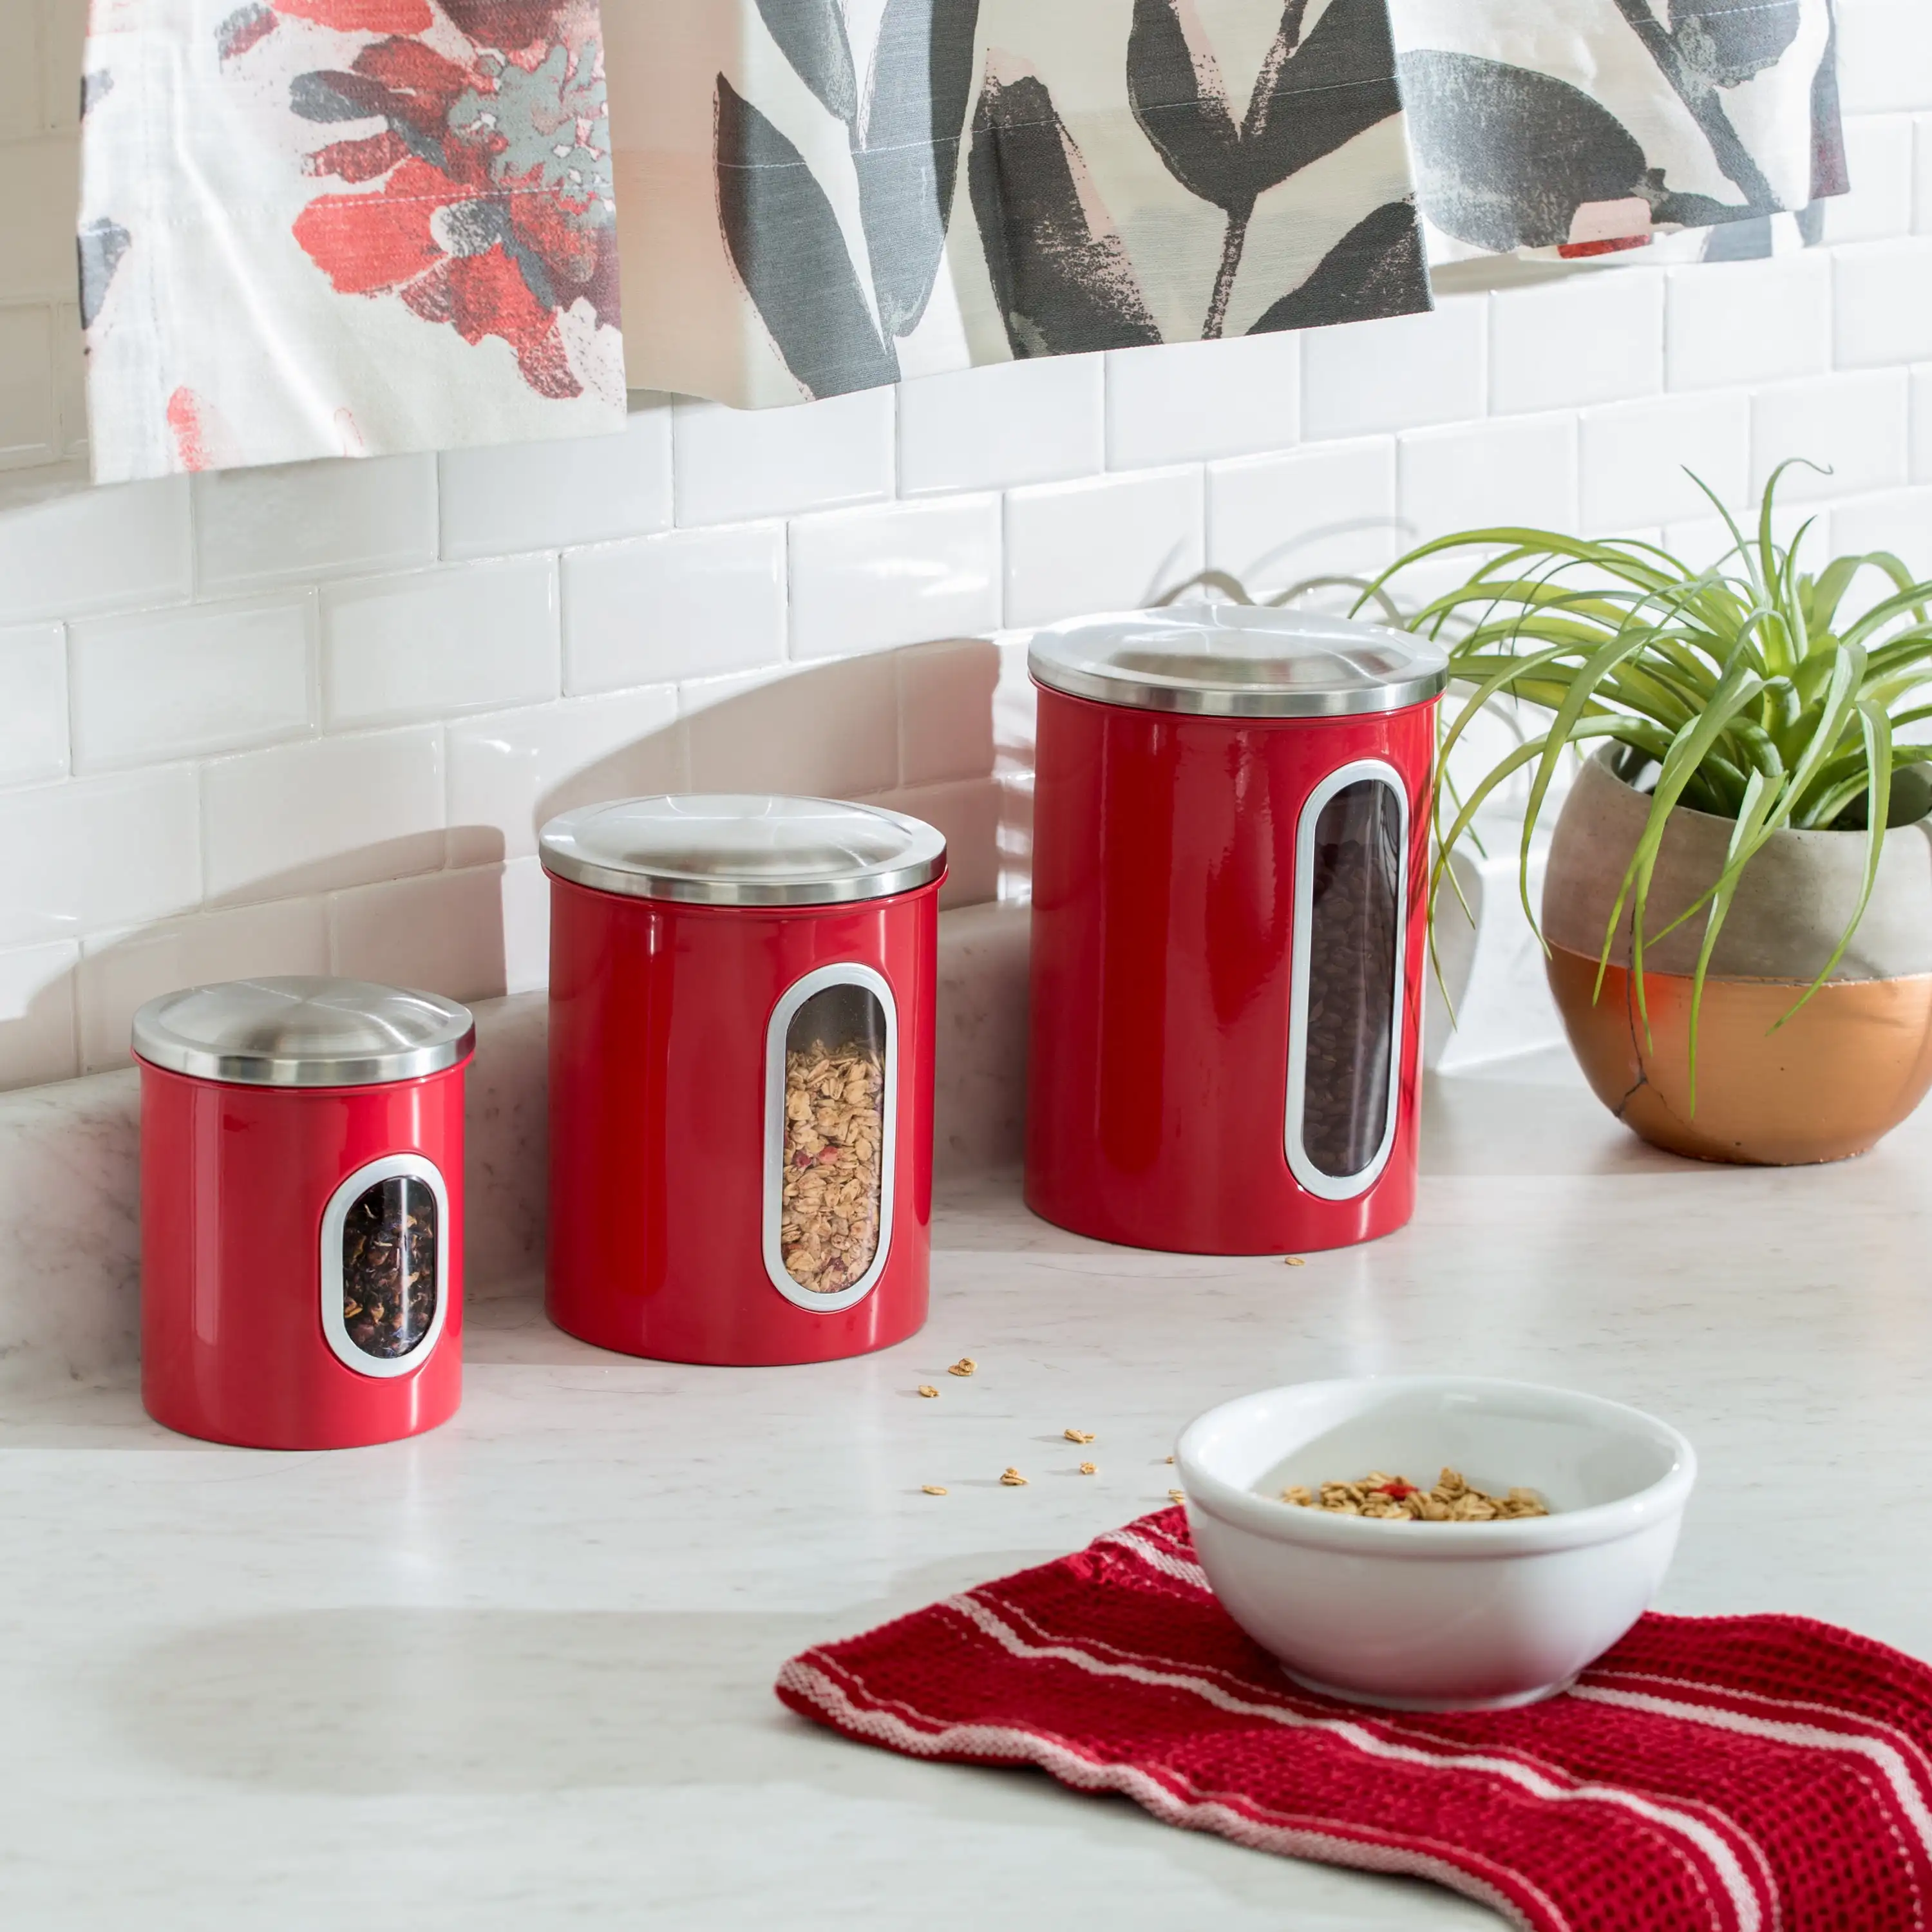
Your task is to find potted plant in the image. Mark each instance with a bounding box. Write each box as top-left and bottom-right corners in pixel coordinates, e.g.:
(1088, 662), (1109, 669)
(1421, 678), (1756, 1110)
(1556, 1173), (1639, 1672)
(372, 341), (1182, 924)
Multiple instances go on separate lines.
(1365, 466), (1932, 1165)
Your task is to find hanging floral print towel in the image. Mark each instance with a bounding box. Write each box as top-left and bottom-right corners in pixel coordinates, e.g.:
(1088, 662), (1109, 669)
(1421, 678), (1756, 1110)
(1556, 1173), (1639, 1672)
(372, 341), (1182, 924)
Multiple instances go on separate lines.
(79, 0), (627, 482)
(603, 0), (1434, 408)
(1390, 0), (1846, 261)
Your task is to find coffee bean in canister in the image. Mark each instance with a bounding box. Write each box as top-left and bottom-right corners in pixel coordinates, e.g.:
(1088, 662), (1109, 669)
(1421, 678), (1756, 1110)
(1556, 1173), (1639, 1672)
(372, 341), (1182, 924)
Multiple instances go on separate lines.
(1023, 607), (1445, 1256)
(135, 978), (473, 1448)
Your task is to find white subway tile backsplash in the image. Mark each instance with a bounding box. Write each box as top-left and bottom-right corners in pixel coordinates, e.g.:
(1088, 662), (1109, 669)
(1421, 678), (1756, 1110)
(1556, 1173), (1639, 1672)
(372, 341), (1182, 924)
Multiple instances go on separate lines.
(790, 496), (999, 659)
(0, 476), (190, 623)
(439, 402), (673, 560)
(193, 455), (438, 595)
(562, 522), (784, 695)
(898, 639), (999, 789)
(1663, 482), (1815, 559)
(202, 726), (444, 904)
(1490, 270), (1663, 416)
(1833, 241), (1932, 368)
(70, 594), (316, 771)
(321, 559), (558, 728)
(683, 656), (899, 798)
(1823, 116), (1917, 243)
(673, 390), (893, 526)
(328, 865), (507, 1005)
(0, 768), (200, 947)
(0, 303), (55, 465)
(855, 777), (1001, 908)
(1302, 298), (1486, 441)
(1004, 468), (1205, 627)
(1206, 438), (1399, 594)
(1836, 1), (1932, 115)
(1918, 117), (1932, 234)
(1913, 365), (1932, 480)
(1399, 414), (1579, 545)
(1578, 392), (1751, 531)
(1825, 488), (1932, 625)
(0, 939), (77, 1088)
(1751, 370), (1911, 498)
(0, 621), (66, 786)
(1106, 332), (1300, 469)
(77, 898), (328, 1074)
(1665, 255), (1831, 392)
(500, 853), (550, 996)
(446, 685), (683, 867)
(899, 357), (1103, 496)
(1828, 488), (1932, 574)
(676, 663), (788, 717)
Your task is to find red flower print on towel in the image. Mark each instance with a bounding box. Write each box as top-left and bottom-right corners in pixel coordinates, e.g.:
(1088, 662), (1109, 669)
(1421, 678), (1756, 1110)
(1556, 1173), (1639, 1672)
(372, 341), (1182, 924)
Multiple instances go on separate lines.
(286, 0), (618, 399)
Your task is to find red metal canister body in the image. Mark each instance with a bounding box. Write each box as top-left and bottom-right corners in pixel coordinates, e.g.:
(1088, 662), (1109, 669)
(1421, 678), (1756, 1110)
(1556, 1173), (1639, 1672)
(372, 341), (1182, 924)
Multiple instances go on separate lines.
(1024, 608), (1446, 1255)
(542, 795), (945, 1366)
(135, 978), (473, 1448)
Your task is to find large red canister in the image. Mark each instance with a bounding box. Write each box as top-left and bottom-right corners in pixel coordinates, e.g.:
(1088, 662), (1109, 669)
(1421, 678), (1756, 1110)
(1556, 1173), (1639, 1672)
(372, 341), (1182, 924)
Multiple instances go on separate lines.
(135, 977), (474, 1448)
(1025, 607), (1448, 1255)
(541, 795), (945, 1366)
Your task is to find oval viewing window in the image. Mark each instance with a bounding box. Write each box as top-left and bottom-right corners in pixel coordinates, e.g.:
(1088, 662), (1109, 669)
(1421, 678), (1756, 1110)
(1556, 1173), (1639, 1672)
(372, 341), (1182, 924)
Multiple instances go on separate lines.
(321, 1155), (450, 1377)
(764, 965), (898, 1312)
(1287, 764), (1407, 1199)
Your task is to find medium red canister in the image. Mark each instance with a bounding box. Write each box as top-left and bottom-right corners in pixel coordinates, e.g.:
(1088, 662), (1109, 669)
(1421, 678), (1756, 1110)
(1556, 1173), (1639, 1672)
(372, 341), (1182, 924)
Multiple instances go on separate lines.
(134, 977), (474, 1448)
(541, 794), (945, 1366)
(1025, 607), (1448, 1255)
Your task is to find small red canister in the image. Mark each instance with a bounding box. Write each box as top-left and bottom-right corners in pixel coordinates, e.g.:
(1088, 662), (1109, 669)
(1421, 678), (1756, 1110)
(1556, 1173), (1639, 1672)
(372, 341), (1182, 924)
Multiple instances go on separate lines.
(542, 794), (945, 1366)
(134, 978), (474, 1448)
(1025, 607), (1447, 1255)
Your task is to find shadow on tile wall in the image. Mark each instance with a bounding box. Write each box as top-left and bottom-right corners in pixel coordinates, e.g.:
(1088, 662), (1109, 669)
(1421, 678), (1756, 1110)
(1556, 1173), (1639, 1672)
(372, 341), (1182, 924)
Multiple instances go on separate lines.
(0, 641), (1017, 1094)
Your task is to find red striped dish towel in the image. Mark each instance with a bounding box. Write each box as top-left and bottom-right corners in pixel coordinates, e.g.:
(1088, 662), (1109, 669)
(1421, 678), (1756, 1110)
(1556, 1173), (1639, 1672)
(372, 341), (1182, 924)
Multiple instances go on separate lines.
(776, 1508), (1932, 1931)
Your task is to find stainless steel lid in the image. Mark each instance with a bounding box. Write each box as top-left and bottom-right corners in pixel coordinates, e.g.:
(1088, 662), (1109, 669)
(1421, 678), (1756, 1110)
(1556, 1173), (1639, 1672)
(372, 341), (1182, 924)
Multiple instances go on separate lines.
(538, 795), (948, 907)
(1027, 605), (1448, 717)
(131, 977), (475, 1086)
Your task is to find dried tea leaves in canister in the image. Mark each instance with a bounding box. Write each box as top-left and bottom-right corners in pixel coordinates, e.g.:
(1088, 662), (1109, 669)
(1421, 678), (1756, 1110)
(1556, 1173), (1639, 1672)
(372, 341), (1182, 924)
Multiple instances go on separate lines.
(779, 1036), (885, 1295)
(1282, 1467), (1549, 1522)
(340, 1174), (437, 1359)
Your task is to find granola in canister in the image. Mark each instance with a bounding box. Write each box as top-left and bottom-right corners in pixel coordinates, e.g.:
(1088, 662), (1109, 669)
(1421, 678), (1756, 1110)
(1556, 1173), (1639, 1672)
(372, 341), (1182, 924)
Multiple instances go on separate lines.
(780, 1039), (884, 1294)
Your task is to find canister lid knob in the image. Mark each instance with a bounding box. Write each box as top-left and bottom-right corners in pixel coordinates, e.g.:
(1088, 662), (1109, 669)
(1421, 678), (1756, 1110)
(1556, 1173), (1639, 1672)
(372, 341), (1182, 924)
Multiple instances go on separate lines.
(538, 794), (947, 907)
(132, 977), (475, 1086)
(1027, 604), (1448, 717)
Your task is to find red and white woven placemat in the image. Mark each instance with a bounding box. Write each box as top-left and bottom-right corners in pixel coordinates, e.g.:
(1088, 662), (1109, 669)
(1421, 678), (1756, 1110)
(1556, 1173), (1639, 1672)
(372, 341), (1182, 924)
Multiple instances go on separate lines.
(777, 1508), (1932, 1931)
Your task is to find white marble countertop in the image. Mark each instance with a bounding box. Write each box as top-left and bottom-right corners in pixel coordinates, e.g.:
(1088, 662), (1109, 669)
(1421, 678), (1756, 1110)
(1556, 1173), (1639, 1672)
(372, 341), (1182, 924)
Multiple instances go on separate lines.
(5, 1048), (1929, 1931)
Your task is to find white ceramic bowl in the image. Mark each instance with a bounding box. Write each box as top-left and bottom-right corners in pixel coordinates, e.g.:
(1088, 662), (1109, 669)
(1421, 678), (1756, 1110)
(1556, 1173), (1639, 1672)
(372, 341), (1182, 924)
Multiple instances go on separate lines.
(1175, 1376), (1696, 1710)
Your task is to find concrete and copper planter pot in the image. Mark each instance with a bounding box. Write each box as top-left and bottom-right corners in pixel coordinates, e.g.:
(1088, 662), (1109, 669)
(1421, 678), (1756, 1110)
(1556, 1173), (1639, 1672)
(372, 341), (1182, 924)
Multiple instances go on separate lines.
(1542, 747), (1932, 1164)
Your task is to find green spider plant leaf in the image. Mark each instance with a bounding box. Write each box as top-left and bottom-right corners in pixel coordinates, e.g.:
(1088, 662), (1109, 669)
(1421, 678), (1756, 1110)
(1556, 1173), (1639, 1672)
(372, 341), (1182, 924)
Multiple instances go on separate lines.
(1772, 697), (1893, 1031)
(1601, 651), (1767, 1032)
(1385, 462), (1932, 1099)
